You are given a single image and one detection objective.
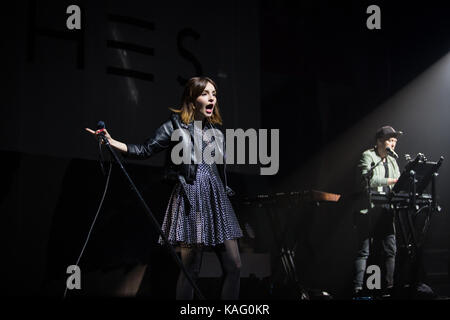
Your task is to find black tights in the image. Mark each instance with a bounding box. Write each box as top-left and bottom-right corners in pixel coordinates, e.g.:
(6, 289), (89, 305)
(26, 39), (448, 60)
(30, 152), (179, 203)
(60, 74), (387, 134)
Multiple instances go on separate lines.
(176, 239), (241, 300)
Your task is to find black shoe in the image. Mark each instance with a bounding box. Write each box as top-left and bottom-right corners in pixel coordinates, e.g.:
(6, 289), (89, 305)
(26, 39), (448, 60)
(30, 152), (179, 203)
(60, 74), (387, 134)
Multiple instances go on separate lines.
(413, 283), (437, 299)
(381, 287), (393, 299)
(352, 288), (373, 300)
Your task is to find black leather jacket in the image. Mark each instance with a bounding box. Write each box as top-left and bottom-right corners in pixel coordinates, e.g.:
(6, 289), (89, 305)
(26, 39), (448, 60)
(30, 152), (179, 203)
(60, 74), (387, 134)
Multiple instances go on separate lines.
(125, 113), (233, 196)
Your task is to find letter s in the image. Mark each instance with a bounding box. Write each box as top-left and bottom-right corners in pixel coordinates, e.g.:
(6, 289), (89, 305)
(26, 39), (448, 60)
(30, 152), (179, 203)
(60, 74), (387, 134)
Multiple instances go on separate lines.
(177, 28), (203, 86)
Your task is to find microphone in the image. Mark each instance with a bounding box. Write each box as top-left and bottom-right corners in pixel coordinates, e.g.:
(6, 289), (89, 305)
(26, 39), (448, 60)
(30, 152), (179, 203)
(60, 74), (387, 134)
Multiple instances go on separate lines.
(386, 147), (399, 159)
(96, 121), (106, 135)
(96, 121), (107, 175)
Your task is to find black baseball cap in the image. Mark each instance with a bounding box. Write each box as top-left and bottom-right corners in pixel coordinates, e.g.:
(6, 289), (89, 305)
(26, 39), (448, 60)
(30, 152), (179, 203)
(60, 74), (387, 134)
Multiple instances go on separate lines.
(375, 126), (403, 140)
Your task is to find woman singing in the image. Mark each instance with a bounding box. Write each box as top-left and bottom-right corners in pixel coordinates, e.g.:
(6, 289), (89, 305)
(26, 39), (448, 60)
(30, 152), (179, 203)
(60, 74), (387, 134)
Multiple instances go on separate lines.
(86, 77), (243, 299)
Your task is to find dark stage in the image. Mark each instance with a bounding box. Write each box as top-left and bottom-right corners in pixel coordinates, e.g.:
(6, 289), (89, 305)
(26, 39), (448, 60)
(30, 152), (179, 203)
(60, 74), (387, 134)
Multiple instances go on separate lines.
(1, 0), (450, 306)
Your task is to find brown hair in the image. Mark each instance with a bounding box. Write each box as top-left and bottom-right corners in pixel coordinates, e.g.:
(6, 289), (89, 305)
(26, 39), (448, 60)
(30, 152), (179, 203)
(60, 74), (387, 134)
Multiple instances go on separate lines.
(170, 77), (223, 125)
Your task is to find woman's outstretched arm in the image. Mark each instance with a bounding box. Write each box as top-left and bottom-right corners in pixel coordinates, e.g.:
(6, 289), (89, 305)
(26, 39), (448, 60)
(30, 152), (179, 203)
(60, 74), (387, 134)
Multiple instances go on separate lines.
(85, 128), (128, 153)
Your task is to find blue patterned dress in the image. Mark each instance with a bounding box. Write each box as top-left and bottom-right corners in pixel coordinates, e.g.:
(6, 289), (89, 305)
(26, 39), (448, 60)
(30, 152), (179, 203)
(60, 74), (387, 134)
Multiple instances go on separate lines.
(158, 125), (243, 247)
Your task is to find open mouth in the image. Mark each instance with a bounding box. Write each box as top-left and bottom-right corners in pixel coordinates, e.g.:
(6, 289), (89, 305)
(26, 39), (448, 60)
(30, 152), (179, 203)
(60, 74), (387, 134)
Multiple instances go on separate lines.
(205, 104), (214, 114)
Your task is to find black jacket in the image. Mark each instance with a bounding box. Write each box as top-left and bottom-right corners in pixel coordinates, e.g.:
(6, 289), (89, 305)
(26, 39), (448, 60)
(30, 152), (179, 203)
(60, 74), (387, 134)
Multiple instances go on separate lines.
(125, 113), (233, 196)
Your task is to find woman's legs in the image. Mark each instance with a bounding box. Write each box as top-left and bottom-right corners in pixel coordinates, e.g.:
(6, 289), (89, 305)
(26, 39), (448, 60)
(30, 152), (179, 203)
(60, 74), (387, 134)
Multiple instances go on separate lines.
(214, 239), (242, 300)
(176, 240), (241, 300)
(176, 246), (204, 300)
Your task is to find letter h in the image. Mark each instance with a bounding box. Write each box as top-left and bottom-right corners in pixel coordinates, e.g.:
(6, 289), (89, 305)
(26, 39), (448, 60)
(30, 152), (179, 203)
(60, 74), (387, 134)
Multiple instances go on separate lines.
(27, 0), (84, 68)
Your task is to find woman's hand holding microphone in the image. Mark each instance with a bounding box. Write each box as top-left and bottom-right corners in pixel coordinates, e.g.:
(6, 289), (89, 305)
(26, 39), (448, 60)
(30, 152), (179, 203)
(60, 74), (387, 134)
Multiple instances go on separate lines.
(85, 127), (128, 153)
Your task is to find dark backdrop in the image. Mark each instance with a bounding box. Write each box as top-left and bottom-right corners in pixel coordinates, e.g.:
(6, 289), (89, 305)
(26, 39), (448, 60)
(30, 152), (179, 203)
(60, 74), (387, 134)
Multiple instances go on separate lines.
(1, 0), (449, 298)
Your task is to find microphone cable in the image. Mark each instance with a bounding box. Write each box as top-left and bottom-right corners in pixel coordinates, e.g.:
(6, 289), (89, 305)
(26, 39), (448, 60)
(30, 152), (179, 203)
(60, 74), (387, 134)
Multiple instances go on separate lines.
(63, 137), (113, 299)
